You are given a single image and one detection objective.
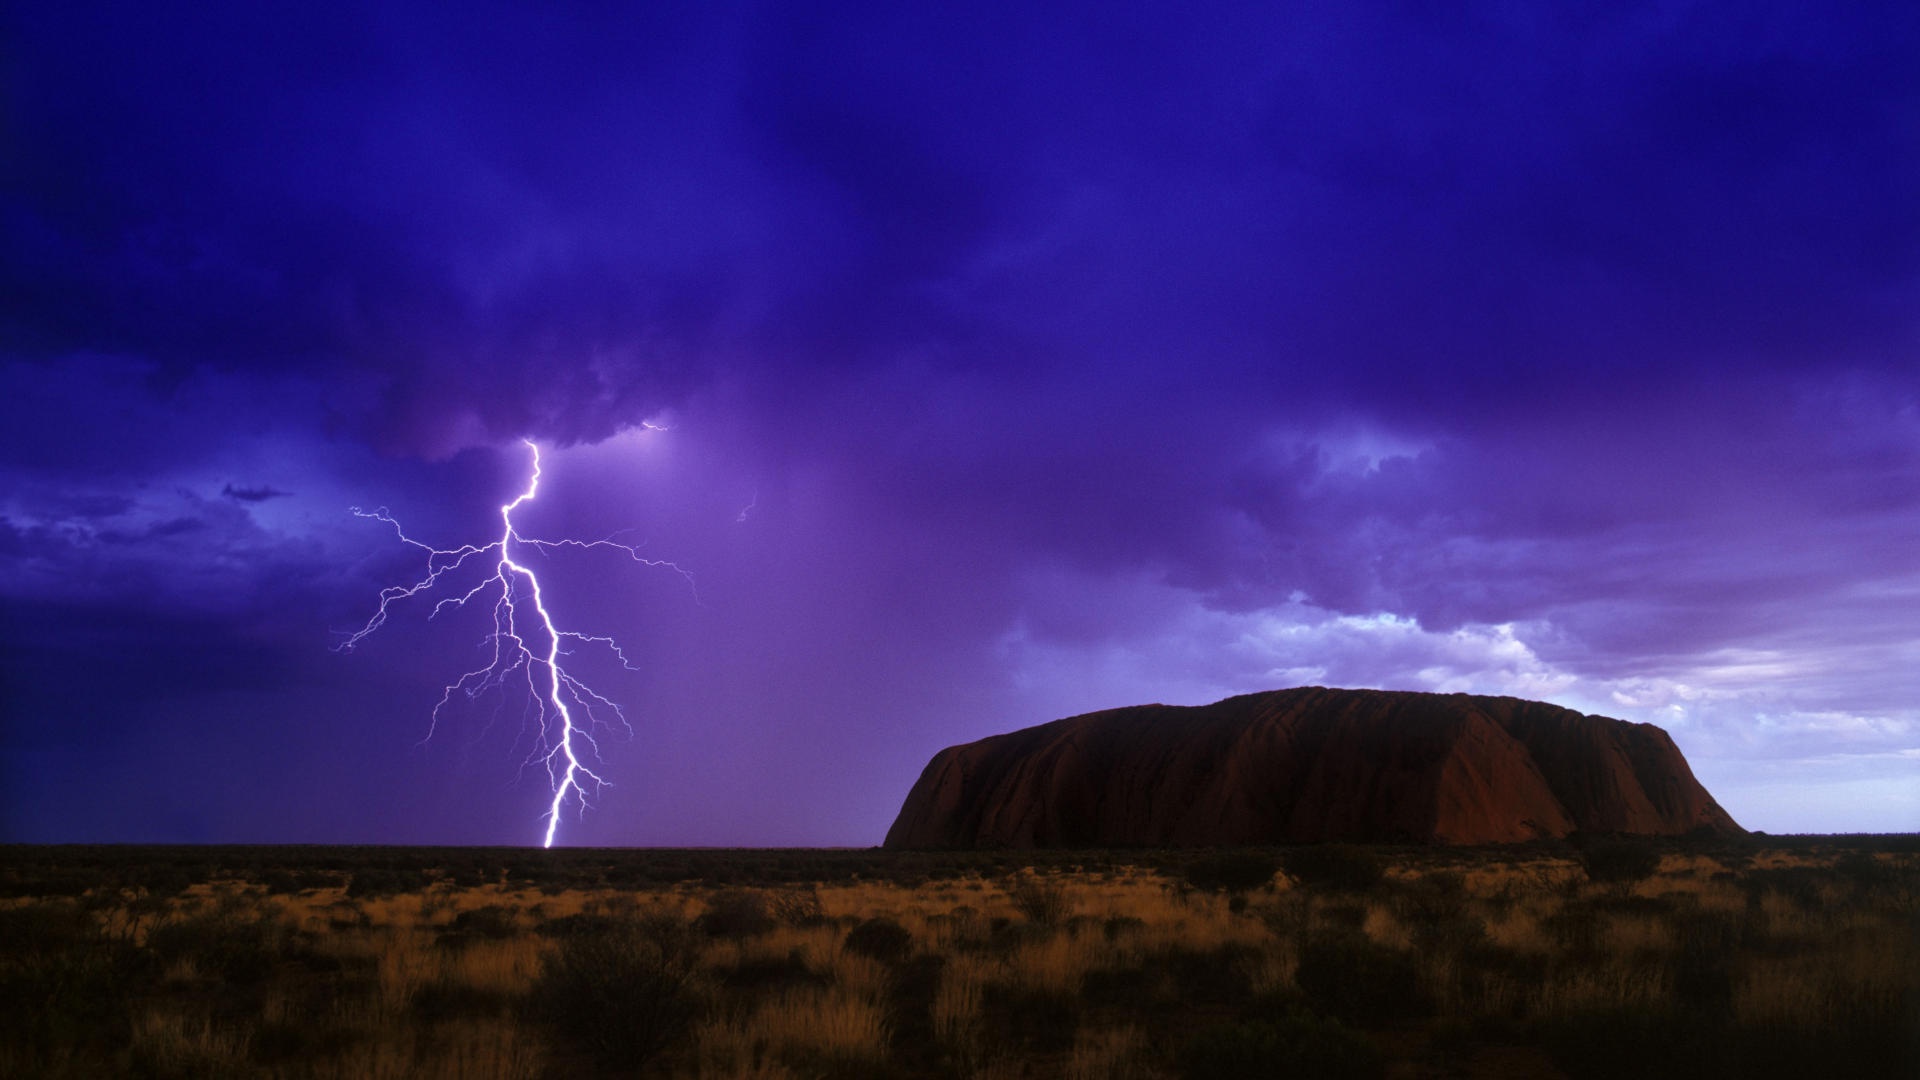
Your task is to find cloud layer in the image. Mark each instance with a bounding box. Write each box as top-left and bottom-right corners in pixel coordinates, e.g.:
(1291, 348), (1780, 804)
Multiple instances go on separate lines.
(4, 2), (1916, 841)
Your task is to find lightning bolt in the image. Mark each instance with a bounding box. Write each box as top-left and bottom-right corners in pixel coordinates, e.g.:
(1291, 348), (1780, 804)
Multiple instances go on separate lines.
(338, 438), (688, 847)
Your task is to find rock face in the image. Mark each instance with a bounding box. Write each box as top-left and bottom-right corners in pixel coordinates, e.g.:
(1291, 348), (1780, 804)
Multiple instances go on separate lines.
(883, 687), (1742, 848)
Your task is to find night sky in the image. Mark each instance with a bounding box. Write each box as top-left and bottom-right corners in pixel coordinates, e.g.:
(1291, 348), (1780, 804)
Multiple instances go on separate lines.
(4, 3), (1916, 845)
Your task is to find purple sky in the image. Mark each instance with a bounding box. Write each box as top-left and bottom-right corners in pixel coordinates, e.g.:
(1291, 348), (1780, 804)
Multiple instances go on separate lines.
(4, 3), (1916, 845)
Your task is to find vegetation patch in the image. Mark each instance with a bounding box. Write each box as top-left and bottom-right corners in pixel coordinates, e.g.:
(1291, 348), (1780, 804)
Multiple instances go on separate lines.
(0, 839), (1911, 1077)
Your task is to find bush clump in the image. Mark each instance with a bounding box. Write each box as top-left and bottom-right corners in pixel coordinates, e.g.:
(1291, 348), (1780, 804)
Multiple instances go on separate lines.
(145, 909), (295, 987)
(1293, 933), (1429, 1025)
(446, 904), (519, 939)
(1162, 943), (1260, 1007)
(769, 887), (826, 926)
(980, 982), (1078, 1054)
(844, 916), (915, 962)
(1008, 876), (1070, 926)
(699, 889), (776, 938)
(525, 917), (703, 1072)
(1579, 841), (1661, 890)
(345, 867), (433, 898)
(1282, 846), (1385, 892)
(1184, 852), (1281, 894)
(0, 902), (146, 1067)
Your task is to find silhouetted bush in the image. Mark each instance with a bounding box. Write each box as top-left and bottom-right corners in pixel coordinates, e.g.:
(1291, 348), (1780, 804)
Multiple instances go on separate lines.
(1670, 910), (1740, 1013)
(885, 953), (947, 1066)
(1741, 865), (1830, 909)
(1184, 852), (1280, 894)
(1393, 870), (1477, 956)
(845, 916), (915, 962)
(980, 982), (1077, 1054)
(526, 918), (702, 1072)
(446, 904), (518, 939)
(1579, 841), (1660, 889)
(1318, 901), (1370, 931)
(409, 976), (512, 1023)
(1541, 902), (1604, 958)
(1163, 943), (1259, 1007)
(1179, 1016), (1383, 1080)
(345, 866), (432, 898)
(250, 1011), (358, 1065)
(720, 949), (829, 994)
(699, 889), (776, 938)
(0, 902), (145, 1068)
(1831, 852), (1917, 906)
(1538, 1008), (1723, 1080)
(1409, 909), (1488, 956)
(1282, 846), (1384, 892)
(1294, 932), (1429, 1025)
(1395, 870), (1468, 921)
(538, 913), (629, 939)
(1082, 964), (1156, 1010)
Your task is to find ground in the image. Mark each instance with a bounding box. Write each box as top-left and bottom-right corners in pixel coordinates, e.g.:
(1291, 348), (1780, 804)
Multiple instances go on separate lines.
(1, 839), (1914, 1078)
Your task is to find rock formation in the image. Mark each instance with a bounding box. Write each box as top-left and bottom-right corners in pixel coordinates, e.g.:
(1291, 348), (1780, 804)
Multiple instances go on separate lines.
(883, 687), (1742, 847)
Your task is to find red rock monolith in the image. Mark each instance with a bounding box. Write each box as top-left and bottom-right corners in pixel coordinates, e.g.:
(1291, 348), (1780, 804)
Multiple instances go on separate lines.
(883, 687), (1741, 847)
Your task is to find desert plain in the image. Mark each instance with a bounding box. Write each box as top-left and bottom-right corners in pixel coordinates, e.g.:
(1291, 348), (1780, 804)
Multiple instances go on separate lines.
(2, 838), (1915, 1078)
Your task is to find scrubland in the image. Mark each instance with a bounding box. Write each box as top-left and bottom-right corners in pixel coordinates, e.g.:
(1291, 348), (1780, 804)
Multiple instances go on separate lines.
(1, 840), (1914, 1078)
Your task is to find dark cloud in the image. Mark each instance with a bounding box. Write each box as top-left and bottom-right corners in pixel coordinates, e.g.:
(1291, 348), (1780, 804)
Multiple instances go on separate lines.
(2, 2), (1916, 840)
(222, 484), (293, 503)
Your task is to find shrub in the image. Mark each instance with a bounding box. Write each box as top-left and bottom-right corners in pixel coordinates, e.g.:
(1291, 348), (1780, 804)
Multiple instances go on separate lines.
(0, 902), (145, 1067)
(721, 949), (828, 996)
(1579, 842), (1661, 890)
(884, 953), (947, 1065)
(409, 978), (512, 1023)
(1184, 852), (1280, 894)
(1317, 902), (1369, 932)
(1396, 871), (1468, 923)
(845, 917), (915, 963)
(344, 867), (431, 898)
(770, 887), (826, 926)
(1282, 847), (1384, 892)
(1179, 1016), (1384, 1080)
(539, 913), (628, 939)
(1082, 965), (1156, 1010)
(1008, 876), (1069, 926)
(980, 982), (1077, 1054)
(1538, 1007), (1722, 1080)
(1408, 910), (1487, 956)
(526, 918), (703, 1072)
(1670, 910), (1740, 1013)
(446, 904), (518, 939)
(145, 910), (291, 987)
(1405, 864), (1489, 949)
(700, 889), (776, 938)
(1294, 933), (1428, 1025)
(1740, 866), (1829, 910)
(1163, 943), (1259, 1008)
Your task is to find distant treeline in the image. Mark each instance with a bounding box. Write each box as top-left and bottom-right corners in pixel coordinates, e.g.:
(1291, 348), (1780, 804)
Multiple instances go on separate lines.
(3, 833), (1915, 899)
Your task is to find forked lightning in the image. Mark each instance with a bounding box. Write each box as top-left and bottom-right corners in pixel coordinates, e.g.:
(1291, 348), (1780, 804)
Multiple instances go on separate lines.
(339, 438), (686, 846)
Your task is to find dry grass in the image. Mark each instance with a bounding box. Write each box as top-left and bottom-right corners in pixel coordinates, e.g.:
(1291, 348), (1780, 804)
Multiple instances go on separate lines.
(693, 986), (890, 1075)
(129, 1006), (252, 1075)
(1064, 1024), (1148, 1080)
(933, 951), (992, 1058)
(2, 843), (1913, 1077)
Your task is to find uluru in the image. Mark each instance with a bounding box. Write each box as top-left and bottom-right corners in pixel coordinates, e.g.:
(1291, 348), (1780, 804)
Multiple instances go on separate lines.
(884, 687), (1743, 848)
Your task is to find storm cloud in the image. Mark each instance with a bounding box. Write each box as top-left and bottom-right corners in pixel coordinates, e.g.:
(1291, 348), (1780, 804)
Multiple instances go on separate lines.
(4, 2), (1915, 841)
